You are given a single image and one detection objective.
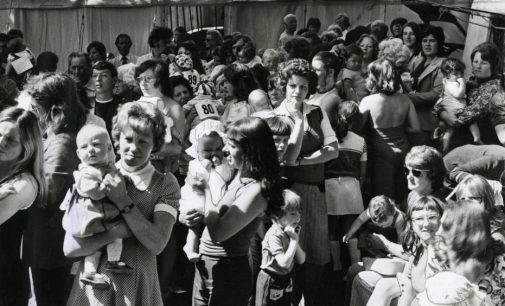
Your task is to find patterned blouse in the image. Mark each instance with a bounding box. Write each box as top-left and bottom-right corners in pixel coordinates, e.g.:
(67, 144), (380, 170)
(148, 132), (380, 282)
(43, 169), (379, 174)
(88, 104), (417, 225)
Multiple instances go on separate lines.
(433, 78), (505, 126)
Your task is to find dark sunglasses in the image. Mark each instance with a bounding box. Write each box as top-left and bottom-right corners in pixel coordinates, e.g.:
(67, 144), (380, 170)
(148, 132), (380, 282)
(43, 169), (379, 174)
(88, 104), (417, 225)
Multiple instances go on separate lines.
(403, 166), (429, 178)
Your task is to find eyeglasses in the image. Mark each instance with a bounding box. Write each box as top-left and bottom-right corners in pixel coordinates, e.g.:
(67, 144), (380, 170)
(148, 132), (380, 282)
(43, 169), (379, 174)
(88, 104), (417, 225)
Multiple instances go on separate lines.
(136, 76), (155, 83)
(403, 166), (429, 178)
(411, 214), (440, 226)
(459, 196), (482, 202)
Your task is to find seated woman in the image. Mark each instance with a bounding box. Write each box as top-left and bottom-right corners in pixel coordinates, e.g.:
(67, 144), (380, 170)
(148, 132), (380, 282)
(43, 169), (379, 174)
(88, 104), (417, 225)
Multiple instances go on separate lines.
(453, 174), (505, 243)
(65, 102), (180, 305)
(420, 200), (504, 305)
(0, 107), (45, 306)
(352, 196), (444, 306)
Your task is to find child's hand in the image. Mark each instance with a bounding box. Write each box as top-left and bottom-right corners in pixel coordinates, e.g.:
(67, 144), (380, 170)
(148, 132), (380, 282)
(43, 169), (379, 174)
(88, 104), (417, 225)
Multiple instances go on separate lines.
(284, 225), (299, 241)
(342, 233), (352, 244)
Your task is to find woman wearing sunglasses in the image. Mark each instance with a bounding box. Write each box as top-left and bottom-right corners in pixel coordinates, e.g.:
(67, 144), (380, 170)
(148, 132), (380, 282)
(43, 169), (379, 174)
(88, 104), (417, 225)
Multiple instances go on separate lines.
(403, 145), (447, 211)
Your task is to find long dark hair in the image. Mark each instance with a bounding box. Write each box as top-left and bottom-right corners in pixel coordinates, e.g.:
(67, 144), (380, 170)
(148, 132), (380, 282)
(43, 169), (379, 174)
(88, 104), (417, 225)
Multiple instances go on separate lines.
(0, 107), (47, 207)
(24, 73), (87, 135)
(226, 117), (283, 217)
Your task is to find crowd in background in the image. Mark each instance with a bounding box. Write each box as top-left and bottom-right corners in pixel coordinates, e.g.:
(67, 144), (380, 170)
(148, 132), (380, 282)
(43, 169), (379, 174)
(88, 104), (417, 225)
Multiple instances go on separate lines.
(1, 11), (505, 306)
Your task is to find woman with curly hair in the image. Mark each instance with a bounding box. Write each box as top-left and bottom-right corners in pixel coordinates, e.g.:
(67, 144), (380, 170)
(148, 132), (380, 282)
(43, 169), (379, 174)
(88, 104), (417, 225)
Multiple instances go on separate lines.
(179, 117), (283, 306)
(360, 58), (420, 203)
(274, 58), (339, 305)
(220, 63), (258, 125)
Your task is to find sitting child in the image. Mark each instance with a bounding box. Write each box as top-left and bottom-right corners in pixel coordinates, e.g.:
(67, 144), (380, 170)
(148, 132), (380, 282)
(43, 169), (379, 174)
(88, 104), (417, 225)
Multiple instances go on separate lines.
(343, 195), (405, 257)
(256, 189), (306, 306)
(179, 120), (233, 261)
(64, 125), (131, 289)
(172, 53), (201, 92)
(434, 58), (481, 152)
(339, 44), (368, 102)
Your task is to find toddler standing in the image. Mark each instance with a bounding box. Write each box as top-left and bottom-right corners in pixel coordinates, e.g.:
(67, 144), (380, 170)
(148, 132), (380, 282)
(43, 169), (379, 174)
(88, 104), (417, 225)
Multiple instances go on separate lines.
(255, 189), (306, 306)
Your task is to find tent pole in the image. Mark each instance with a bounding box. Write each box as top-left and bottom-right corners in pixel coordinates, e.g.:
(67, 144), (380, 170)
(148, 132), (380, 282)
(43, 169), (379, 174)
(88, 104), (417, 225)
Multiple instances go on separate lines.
(176, 5), (179, 28)
(214, 5), (218, 29)
(169, 4), (173, 29)
(189, 6), (194, 31)
(182, 6), (187, 30)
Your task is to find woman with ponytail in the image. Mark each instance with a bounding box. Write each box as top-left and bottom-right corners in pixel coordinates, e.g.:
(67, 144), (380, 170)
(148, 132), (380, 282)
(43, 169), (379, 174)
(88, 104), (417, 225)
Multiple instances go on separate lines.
(325, 101), (366, 272)
(360, 58), (420, 203)
(183, 117), (282, 306)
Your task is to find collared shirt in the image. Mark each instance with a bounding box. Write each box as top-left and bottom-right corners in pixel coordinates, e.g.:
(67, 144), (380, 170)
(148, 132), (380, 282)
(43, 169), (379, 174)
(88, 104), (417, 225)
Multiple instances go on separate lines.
(109, 53), (138, 68)
(273, 100), (337, 146)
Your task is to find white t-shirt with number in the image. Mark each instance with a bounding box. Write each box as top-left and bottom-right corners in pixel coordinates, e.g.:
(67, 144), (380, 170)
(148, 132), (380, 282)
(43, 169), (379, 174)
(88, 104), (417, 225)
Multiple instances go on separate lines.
(174, 69), (201, 92)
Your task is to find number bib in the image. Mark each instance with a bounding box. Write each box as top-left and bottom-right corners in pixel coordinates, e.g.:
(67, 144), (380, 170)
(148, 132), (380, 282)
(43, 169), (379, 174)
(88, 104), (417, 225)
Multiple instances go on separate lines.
(195, 100), (219, 120)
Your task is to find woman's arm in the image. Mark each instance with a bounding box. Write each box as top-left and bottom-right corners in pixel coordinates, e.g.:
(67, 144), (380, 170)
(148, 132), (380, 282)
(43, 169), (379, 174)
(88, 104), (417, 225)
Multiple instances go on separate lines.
(0, 176), (37, 225)
(204, 182), (266, 242)
(283, 110), (305, 166)
(298, 110), (339, 165)
(298, 141), (339, 165)
(102, 172), (180, 255)
(405, 101), (421, 133)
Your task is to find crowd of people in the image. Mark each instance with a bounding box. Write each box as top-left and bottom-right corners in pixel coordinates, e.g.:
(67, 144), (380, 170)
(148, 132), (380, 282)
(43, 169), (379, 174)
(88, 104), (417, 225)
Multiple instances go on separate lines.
(1, 10), (505, 306)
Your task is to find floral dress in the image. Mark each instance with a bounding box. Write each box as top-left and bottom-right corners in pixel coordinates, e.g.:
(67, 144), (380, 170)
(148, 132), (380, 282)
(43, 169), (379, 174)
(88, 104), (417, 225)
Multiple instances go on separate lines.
(478, 253), (505, 305)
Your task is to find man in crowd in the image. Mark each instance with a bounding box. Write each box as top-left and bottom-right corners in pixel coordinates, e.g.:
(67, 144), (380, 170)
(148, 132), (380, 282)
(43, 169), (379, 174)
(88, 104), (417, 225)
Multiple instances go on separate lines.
(278, 14), (297, 49)
(68, 52), (94, 106)
(92, 60), (122, 135)
(109, 33), (137, 68)
(137, 27), (172, 65)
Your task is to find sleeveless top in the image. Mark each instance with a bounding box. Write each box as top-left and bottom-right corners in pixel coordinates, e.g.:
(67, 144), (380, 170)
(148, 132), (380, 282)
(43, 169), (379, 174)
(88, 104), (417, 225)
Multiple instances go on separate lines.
(325, 131), (366, 179)
(200, 178), (262, 257)
(283, 106), (325, 184)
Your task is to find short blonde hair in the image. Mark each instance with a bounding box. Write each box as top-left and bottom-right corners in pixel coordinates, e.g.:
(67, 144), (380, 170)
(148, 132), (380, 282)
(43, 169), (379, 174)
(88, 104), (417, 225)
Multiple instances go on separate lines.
(111, 102), (166, 152)
(378, 38), (411, 70)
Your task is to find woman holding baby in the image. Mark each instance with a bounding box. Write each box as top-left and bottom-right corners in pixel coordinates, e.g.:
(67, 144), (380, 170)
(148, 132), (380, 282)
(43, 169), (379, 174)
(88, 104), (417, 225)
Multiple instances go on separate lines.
(63, 101), (180, 305)
(179, 116), (283, 306)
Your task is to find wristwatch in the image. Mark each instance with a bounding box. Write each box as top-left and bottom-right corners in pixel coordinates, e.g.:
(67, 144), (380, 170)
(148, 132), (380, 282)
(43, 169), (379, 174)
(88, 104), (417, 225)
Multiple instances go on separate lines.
(120, 203), (135, 214)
